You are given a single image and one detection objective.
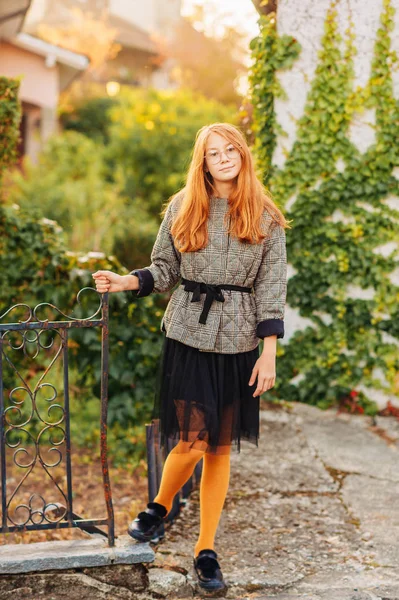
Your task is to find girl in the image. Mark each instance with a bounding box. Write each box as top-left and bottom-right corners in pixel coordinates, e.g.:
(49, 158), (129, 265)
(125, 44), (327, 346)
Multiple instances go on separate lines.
(92, 122), (289, 592)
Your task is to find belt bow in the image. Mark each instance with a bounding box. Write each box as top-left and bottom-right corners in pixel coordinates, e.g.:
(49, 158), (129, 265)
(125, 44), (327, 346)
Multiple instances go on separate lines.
(182, 280), (225, 325)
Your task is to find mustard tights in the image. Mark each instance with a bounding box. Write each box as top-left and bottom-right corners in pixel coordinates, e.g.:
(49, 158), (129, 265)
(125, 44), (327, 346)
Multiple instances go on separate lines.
(153, 440), (231, 558)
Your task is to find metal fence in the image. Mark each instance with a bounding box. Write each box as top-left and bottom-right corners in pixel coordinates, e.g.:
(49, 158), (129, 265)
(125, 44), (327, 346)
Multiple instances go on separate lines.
(0, 289), (115, 546)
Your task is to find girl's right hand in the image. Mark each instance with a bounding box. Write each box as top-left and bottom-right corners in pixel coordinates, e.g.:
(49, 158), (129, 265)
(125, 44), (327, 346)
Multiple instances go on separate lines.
(92, 270), (137, 294)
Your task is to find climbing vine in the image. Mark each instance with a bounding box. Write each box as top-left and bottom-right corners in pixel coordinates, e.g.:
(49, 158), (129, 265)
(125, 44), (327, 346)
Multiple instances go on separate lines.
(249, 0), (399, 413)
(249, 15), (301, 184)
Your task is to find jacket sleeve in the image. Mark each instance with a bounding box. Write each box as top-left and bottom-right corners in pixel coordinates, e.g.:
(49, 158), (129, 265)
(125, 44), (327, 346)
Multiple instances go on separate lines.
(253, 221), (287, 339)
(130, 202), (181, 297)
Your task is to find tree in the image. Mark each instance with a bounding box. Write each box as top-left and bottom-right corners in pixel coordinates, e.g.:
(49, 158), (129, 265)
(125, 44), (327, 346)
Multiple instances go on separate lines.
(168, 10), (247, 105)
(37, 7), (120, 73)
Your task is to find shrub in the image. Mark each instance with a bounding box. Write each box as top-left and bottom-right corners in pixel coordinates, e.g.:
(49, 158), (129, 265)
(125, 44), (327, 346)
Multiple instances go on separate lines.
(7, 130), (129, 256)
(0, 77), (21, 187)
(8, 88), (237, 270)
(105, 87), (237, 215)
(0, 204), (167, 464)
(61, 96), (118, 143)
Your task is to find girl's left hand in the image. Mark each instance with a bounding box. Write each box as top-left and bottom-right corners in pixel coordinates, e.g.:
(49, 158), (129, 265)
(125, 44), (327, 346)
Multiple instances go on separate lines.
(248, 353), (276, 397)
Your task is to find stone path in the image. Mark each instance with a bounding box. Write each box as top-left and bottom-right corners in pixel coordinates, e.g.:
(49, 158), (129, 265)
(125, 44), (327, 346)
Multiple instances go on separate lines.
(2, 402), (399, 599)
(144, 402), (399, 599)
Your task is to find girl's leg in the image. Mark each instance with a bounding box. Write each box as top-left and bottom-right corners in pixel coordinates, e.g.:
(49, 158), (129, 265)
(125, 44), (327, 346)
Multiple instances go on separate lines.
(193, 402), (234, 558)
(153, 440), (205, 515)
(193, 445), (231, 558)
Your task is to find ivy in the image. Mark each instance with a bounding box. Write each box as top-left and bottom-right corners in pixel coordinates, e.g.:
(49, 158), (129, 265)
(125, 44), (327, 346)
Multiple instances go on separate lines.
(249, 15), (301, 184)
(250, 0), (399, 412)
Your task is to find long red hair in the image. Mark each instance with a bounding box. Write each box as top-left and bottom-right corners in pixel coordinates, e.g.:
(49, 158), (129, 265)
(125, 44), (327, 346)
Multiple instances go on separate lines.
(162, 122), (290, 253)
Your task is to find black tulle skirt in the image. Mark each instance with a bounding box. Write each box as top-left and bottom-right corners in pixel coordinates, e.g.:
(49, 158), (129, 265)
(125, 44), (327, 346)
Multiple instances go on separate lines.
(152, 335), (260, 455)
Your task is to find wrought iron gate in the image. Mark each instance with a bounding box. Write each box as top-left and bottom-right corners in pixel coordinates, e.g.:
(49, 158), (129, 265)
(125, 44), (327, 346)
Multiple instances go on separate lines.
(0, 288), (114, 546)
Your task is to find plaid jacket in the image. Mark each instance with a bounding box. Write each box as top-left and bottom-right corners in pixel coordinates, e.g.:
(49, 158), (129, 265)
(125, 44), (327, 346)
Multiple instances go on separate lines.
(131, 193), (287, 354)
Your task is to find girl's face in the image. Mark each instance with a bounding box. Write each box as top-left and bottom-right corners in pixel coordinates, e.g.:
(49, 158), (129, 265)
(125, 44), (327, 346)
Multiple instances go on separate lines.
(204, 132), (242, 186)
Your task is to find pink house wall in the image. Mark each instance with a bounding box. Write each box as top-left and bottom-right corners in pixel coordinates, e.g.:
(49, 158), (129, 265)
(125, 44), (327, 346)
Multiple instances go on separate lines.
(0, 41), (59, 109)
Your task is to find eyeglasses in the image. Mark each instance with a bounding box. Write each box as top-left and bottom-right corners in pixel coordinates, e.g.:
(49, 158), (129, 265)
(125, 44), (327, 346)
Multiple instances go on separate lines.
(204, 145), (240, 165)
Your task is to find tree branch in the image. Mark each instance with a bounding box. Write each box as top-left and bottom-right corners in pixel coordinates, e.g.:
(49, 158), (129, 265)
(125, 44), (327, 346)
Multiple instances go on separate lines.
(251, 0), (278, 15)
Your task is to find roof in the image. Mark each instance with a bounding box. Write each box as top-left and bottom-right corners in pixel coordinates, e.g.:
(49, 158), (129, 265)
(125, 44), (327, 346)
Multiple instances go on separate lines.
(12, 31), (89, 70)
(0, 0), (31, 39)
(108, 13), (158, 55)
(11, 32), (89, 90)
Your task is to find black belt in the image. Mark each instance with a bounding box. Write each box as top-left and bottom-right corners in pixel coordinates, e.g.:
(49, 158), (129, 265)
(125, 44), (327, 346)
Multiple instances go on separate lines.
(181, 278), (252, 325)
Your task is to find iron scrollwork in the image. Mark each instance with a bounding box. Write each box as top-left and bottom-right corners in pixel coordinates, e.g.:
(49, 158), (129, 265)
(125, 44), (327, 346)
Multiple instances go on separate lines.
(0, 287), (114, 545)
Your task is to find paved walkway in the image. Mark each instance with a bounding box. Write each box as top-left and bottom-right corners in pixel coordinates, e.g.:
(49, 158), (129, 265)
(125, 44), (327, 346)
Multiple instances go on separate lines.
(2, 402), (398, 599)
(147, 402), (399, 599)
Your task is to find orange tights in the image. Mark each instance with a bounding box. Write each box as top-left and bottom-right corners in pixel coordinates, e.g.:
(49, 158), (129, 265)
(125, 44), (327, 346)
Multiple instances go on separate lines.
(153, 440), (231, 558)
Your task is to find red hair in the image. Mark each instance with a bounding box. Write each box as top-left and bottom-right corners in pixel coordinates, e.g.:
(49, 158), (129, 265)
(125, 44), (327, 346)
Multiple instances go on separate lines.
(162, 122), (290, 253)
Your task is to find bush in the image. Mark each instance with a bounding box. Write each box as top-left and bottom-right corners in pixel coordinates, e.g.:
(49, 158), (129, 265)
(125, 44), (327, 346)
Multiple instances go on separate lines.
(0, 204), (167, 464)
(61, 96), (118, 143)
(0, 77), (21, 187)
(7, 87), (237, 271)
(106, 87), (238, 218)
(0, 77), (164, 466)
(7, 130), (131, 256)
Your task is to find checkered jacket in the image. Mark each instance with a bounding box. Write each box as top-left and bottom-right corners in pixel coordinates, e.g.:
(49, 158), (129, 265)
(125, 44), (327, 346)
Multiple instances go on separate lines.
(131, 193), (287, 353)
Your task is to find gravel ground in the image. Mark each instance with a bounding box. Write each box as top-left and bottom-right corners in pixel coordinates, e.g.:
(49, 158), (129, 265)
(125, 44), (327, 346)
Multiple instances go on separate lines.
(146, 402), (399, 599)
(2, 402), (399, 600)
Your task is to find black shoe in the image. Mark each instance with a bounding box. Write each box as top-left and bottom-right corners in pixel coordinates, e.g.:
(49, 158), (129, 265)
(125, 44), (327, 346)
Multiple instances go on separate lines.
(127, 501), (168, 543)
(193, 549), (227, 592)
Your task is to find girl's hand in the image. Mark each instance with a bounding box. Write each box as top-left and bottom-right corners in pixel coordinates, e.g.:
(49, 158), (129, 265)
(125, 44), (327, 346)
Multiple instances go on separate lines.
(248, 353), (276, 397)
(92, 270), (136, 294)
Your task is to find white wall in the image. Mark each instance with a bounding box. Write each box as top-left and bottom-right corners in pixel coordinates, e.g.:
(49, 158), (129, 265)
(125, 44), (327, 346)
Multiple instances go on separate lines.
(274, 0), (399, 166)
(276, 0), (399, 407)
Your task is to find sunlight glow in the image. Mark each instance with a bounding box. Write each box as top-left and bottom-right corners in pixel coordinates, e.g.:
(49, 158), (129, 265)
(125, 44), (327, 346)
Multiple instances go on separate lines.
(181, 0), (259, 41)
